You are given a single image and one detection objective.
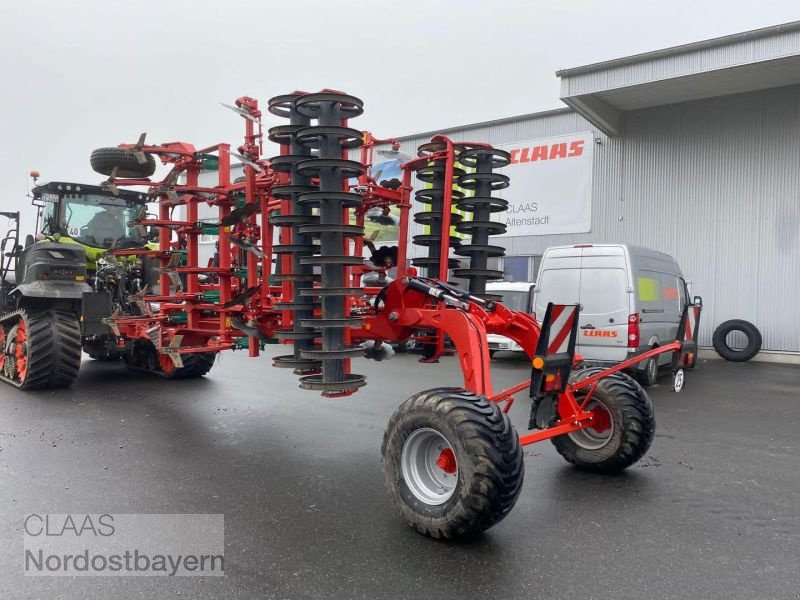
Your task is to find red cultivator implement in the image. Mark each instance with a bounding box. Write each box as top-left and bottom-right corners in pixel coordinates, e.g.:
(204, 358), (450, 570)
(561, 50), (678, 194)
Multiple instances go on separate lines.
(77, 92), (702, 537)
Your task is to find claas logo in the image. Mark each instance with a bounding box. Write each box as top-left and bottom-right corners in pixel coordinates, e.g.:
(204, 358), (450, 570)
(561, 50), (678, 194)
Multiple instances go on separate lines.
(508, 140), (584, 164)
(582, 330), (619, 338)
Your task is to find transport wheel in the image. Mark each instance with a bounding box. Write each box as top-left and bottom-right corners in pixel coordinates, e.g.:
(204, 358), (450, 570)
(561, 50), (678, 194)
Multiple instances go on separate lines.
(382, 387), (524, 539)
(552, 368), (655, 473)
(2, 310), (81, 389)
(90, 147), (156, 178)
(159, 351), (218, 379)
(124, 341), (217, 379)
(634, 357), (659, 387)
(174, 352), (217, 378)
(420, 341), (437, 360)
(88, 353), (121, 361)
(712, 319), (761, 362)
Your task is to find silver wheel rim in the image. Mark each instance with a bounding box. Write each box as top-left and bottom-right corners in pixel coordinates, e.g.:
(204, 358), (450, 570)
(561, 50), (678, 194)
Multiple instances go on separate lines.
(568, 400), (614, 450)
(647, 359), (657, 382)
(401, 428), (458, 505)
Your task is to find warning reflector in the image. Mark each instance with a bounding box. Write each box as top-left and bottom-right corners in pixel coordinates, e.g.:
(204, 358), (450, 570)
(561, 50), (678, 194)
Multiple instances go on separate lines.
(672, 303), (702, 371)
(530, 303), (580, 400)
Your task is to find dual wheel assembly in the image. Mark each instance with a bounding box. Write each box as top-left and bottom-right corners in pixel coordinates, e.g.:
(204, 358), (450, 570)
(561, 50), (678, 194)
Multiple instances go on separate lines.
(381, 370), (654, 538)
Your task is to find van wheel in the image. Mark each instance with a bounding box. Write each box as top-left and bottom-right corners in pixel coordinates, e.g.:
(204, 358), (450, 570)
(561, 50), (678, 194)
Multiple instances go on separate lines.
(634, 357), (658, 387)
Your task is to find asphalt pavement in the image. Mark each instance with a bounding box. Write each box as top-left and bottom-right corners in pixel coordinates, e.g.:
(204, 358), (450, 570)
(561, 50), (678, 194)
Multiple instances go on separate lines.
(0, 348), (798, 599)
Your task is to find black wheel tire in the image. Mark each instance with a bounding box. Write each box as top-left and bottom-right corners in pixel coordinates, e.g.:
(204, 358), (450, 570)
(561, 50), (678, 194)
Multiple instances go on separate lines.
(88, 353), (120, 362)
(16, 310), (81, 389)
(90, 147), (156, 178)
(489, 350), (497, 359)
(712, 319), (762, 362)
(633, 357), (658, 387)
(552, 368), (655, 473)
(382, 387), (524, 539)
(164, 352), (218, 379)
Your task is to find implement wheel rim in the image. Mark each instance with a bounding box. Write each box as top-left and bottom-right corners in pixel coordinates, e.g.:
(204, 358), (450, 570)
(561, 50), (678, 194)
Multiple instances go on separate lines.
(400, 428), (458, 505)
(568, 399), (614, 450)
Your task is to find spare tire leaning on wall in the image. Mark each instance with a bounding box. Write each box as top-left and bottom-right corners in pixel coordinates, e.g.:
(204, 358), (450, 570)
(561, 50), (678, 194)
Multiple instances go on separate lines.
(712, 319), (762, 362)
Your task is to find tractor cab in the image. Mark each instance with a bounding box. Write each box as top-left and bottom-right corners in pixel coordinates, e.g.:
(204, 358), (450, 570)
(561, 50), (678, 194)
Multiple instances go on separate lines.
(33, 182), (153, 270)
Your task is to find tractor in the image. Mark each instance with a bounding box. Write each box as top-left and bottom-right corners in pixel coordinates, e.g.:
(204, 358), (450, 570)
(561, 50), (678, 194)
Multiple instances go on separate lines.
(0, 159), (214, 388)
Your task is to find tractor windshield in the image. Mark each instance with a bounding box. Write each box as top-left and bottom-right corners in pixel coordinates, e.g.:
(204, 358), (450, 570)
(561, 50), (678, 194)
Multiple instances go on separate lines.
(61, 194), (147, 249)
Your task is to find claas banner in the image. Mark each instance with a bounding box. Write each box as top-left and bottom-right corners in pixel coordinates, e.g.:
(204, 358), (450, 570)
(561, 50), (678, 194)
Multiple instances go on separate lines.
(494, 132), (594, 236)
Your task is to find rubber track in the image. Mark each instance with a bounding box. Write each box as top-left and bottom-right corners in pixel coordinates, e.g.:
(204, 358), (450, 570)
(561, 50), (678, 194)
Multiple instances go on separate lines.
(0, 309), (81, 390)
(552, 368), (655, 473)
(382, 387), (524, 539)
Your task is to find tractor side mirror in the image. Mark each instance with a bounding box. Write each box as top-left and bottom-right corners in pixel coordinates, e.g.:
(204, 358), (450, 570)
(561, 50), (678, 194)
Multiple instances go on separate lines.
(693, 296), (703, 306)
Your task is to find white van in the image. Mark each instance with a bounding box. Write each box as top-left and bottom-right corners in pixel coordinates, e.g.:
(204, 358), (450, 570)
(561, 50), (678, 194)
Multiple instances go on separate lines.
(486, 281), (535, 357)
(532, 244), (692, 386)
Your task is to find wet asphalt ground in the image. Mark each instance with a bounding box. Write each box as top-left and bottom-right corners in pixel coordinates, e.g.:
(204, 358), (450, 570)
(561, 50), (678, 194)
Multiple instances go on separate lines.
(0, 348), (798, 599)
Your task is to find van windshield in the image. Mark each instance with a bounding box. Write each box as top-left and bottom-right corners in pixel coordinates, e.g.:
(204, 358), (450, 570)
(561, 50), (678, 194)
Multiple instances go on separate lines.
(495, 290), (530, 312)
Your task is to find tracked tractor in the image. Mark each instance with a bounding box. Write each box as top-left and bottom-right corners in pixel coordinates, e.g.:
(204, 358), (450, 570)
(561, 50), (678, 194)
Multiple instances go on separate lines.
(0, 176), (165, 388)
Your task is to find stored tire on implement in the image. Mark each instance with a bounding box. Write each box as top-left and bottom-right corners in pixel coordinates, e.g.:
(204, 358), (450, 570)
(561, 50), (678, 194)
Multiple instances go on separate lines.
(712, 319), (761, 362)
(552, 368), (655, 473)
(90, 147), (156, 178)
(382, 387), (524, 539)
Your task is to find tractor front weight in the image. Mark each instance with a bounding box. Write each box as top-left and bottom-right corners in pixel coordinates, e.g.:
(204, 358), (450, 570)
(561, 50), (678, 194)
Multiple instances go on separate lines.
(80, 91), (701, 539)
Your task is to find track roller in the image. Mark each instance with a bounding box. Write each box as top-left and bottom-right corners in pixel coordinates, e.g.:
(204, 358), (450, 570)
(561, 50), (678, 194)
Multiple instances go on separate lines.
(410, 156), (465, 278)
(267, 93), (322, 372)
(452, 147), (511, 297)
(275, 92), (367, 394)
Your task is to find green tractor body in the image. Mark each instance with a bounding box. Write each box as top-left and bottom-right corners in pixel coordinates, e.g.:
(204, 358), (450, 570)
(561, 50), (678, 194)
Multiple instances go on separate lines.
(0, 181), (157, 388)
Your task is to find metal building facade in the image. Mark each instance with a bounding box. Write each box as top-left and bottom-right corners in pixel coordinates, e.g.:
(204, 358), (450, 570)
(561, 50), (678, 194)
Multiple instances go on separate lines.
(394, 83), (800, 353)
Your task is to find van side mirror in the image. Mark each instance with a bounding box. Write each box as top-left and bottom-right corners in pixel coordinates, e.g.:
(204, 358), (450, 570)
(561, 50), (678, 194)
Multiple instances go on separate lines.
(693, 296), (703, 306)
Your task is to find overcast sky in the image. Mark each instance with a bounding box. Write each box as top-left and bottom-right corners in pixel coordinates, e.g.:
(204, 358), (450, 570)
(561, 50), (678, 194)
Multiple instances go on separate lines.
(0, 0), (797, 230)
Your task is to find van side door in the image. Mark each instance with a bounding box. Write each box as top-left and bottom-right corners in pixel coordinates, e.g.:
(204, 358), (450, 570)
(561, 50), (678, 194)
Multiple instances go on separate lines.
(577, 266), (630, 362)
(636, 270), (670, 356)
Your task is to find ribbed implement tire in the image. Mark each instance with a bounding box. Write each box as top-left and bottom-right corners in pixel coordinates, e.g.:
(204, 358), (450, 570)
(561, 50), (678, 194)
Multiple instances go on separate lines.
(712, 319), (762, 362)
(552, 368), (655, 473)
(164, 352), (217, 379)
(20, 310), (82, 389)
(90, 147), (156, 178)
(382, 387), (524, 539)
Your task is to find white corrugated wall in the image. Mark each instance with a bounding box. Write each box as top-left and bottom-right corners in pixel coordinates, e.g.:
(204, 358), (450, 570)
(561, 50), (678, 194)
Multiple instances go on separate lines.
(383, 83), (800, 351)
